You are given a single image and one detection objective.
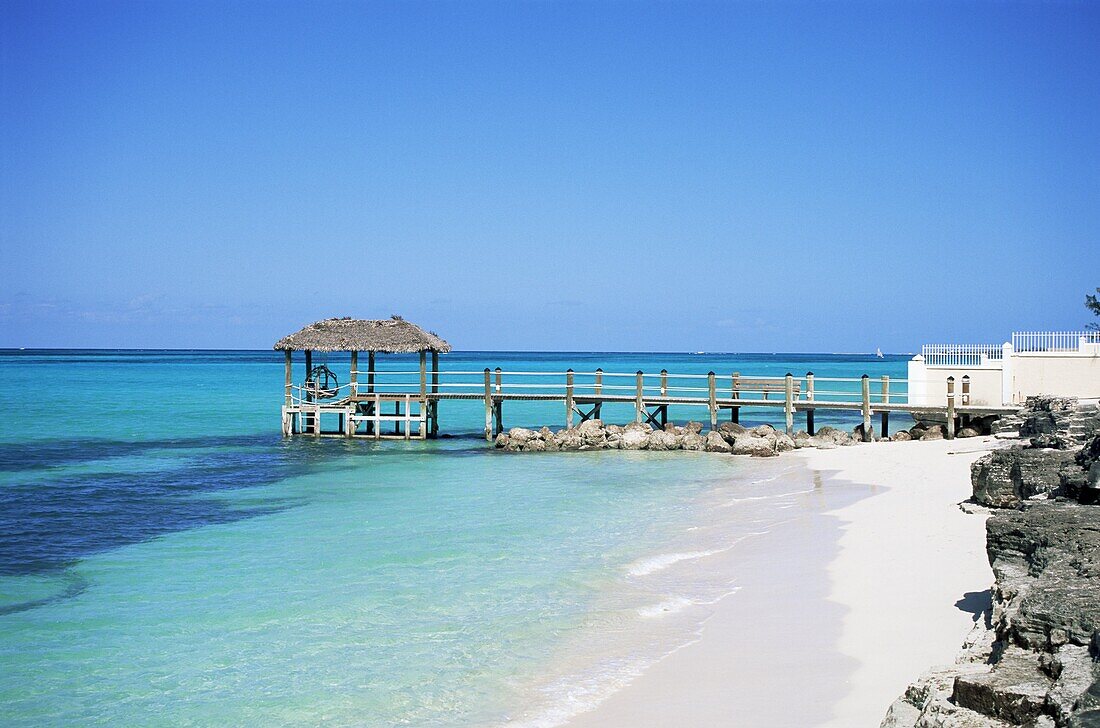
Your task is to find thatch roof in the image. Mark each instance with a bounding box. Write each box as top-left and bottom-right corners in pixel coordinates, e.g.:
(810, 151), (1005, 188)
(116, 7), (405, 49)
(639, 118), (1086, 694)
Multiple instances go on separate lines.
(273, 317), (451, 353)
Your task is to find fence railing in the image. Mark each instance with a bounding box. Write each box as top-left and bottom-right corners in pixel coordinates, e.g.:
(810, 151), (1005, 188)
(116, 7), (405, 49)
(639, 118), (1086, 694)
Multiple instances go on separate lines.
(286, 369), (910, 407)
(920, 344), (1004, 367)
(1012, 330), (1100, 353)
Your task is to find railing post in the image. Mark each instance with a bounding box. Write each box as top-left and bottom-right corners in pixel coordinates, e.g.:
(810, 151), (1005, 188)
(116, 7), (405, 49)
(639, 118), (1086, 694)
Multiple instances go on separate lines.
(880, 374), (890, 438)
(861, 374), (871, 442)
(635, 371), (644, 423)
(945, 376), (956, 439)
(419, 350), (427, 398)
(708, 371), (717, 428)
(349, 351), (358, 398)
(731, 372), (740, 423)
(566, 369), (575, 429)
(484, 368), (493, 441)
(660, 369), (668, 397)
(805, 371), (815, 435)
(784, 373), (794, 435)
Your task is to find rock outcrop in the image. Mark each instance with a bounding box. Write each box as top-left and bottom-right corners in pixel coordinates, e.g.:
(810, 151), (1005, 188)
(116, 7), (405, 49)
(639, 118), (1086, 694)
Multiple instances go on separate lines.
(883, 420), (1100, 728)
(492, 419), (864, 455)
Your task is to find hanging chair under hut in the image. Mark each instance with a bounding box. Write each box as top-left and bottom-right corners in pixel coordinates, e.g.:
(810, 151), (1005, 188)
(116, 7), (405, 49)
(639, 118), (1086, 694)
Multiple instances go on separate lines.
(274, 317), (451, 438)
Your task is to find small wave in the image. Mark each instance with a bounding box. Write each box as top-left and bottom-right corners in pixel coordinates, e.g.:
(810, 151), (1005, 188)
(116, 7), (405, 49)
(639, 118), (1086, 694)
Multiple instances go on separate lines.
(625, 549), (721, 577)
(636, 596), (696, 618)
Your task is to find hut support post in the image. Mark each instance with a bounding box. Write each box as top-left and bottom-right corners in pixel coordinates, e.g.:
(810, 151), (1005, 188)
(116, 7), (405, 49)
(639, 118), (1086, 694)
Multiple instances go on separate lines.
(861, 375), (871, 442)
(304, 350), (315, 433)
(566, 370), (575, 429)
(946, 377), (956, 440)
(419, 351), (427, 398)
(484, 369), (493, 441)
(784, 373), (794, 435)
(431, 351), (439, 437)
(284, 351), (293, 406)
(806, 372), (815, 435)
(880, 375), (890, 438)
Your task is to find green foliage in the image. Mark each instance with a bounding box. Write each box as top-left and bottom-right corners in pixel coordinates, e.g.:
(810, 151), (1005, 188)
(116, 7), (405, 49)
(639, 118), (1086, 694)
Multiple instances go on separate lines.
(1087, 288), (1100, 331)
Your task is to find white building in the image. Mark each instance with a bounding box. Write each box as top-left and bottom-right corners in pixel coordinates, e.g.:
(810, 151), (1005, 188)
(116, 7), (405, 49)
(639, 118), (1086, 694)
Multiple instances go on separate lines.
(908, 331), (1100, 407)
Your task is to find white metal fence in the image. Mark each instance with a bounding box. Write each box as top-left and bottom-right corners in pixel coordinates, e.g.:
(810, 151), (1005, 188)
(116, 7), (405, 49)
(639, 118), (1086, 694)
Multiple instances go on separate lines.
(920, 343), (1004, 367)
(1012, 330), (1100, 353)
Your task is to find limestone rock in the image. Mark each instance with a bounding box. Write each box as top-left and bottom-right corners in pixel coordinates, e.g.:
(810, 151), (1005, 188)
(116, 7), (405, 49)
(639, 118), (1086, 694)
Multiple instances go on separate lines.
(893, 430), (913, 442)
(680, 432), (706, 451)
(971, 448), (1078, 508)
(815, 426), (852, 446)
(731, 434), (774, 456)
(704, 430), (732, 453)
(508, 427), (537, 443)
(620, 423), (651, 450)
(648, 430), (680, 451)
(921, 425), (947, 441)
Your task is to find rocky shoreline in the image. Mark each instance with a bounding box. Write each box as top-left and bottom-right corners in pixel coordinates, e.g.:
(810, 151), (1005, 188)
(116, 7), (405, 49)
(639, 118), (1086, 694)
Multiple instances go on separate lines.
(883, 397), (1100, 728)
(493, 417), (985, 455)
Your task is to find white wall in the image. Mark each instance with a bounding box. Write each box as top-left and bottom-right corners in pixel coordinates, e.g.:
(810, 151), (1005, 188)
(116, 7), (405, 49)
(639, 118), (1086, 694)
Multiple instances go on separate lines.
(1011, 353), (1100, 402)
(907, 360), (1004, 407)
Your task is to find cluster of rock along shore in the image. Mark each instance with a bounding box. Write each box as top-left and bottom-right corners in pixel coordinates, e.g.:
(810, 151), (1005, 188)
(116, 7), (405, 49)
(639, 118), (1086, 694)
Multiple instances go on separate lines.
(884, 397), (1100, 728)
(494, 417), (983, 455)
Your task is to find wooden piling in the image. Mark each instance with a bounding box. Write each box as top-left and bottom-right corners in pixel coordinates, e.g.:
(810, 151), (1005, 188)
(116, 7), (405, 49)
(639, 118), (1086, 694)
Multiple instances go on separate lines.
(881, 375), (890, 437)
(594, 368), (603, 420)
(731, 372), (740, 423)
(805, 371), (815, 435)
(660, 370), (668, 397)
(484, 368), (493, 441)
(635, 371), (644, 423)
(367, 352), (375, 393)
(961, 375), (971, 406)
(946, 376), (956, 440)
(784, 373), (794, 435)
(566, 369), (575, 429)
(708, 371), (717, 428)
(495, 367), (502, 394)
(861, 374), (871, 442)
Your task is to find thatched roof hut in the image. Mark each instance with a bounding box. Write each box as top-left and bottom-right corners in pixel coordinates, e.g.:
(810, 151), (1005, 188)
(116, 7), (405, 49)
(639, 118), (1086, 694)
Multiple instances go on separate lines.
(274, 317), (451, 353)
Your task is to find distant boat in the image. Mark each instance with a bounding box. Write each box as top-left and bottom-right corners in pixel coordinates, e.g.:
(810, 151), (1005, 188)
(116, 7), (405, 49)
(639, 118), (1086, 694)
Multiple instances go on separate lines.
(875, 348), (884, 358)
(694, 351), (706, 355)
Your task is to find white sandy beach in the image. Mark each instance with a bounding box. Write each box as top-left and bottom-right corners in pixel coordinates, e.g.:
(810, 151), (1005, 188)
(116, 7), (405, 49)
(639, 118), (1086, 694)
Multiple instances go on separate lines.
(566, 437), (999, 728)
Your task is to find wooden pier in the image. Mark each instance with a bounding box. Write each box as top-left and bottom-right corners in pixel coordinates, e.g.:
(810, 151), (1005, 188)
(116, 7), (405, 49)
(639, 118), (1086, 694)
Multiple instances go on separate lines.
(274, 320), (1016, 443)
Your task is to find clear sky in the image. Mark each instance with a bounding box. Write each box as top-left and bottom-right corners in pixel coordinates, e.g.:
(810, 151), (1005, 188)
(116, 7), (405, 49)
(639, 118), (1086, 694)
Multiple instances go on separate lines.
(2, 0), (1098, 351)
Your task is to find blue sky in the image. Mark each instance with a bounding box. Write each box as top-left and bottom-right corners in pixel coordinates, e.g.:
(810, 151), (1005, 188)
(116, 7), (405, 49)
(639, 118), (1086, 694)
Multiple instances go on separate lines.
(2, 0), (1098, 351)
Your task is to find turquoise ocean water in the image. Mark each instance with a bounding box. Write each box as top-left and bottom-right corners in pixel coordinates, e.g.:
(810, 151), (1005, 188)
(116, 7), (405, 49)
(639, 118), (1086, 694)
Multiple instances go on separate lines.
(0, 350), (910, 726)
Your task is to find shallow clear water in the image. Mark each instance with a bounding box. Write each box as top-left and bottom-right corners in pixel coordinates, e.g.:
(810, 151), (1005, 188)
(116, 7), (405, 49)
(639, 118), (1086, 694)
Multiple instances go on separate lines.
(0, 350), (908, 726)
